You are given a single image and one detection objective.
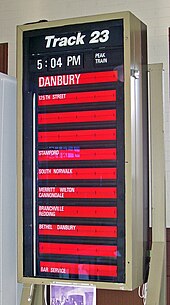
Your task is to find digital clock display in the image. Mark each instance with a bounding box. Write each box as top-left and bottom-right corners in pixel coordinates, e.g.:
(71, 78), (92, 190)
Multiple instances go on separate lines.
(22, 18), (125, 283)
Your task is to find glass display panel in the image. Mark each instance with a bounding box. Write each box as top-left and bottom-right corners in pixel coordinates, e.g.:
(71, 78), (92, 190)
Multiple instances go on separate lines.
(22, 18), (125, 283)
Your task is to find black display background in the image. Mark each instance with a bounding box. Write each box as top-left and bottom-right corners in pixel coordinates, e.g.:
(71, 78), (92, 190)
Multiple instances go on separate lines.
(22, 19), (125, 283)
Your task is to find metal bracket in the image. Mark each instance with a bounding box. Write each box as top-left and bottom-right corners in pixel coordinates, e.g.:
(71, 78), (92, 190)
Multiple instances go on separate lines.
(20, 284), (44, 305)
(146, 63), (166, 305)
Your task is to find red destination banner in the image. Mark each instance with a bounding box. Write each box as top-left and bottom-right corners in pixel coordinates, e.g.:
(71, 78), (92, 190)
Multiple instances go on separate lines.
(39, 242), (117, 257)
(38, 224), (117, 238)
(38, 206), (117, 218)
(40, 261), (117, 277)
(38, 89), (116, 106)
(38, 186), (117, 199)
(38, 109), (116, 125)
(38, 128), (116, 143)
(38, 71), (118, 88)
(38, 148), (117, 162)
(38, 167), (117, 180)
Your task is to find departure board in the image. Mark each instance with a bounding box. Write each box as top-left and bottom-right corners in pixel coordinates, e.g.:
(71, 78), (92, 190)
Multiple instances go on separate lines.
(22, 18), (125, 283)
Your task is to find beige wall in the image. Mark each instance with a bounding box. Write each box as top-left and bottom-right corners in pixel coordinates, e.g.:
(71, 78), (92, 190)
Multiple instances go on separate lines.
(0, 0), (170, 225)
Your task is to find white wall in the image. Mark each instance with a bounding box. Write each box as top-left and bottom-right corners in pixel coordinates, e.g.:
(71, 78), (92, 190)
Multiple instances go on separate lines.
(0, 73), (21, 305)
(0, 1), (169, 213)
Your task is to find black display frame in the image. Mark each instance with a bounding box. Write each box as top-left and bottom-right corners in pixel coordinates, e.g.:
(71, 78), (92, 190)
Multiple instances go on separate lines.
(22, 18), (125, 284)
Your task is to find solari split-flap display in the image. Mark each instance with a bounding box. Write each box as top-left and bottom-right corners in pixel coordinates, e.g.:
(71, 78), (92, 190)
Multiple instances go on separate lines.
(17, 11), (149, 290)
